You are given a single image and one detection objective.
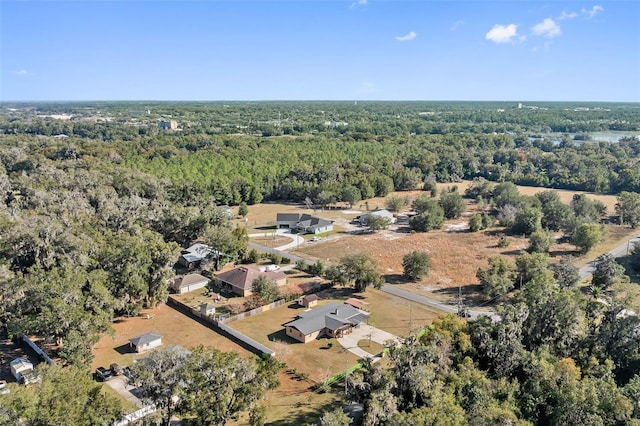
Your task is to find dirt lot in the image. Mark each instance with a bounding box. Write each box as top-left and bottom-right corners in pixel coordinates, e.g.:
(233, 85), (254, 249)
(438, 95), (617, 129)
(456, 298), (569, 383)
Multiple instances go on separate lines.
(91, 304), (253, 371)
(91, 302), (346, 423)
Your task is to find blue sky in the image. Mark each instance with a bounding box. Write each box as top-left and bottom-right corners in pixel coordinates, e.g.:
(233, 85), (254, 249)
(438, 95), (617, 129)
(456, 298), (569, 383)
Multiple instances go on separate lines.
(2, 1), (639, 101)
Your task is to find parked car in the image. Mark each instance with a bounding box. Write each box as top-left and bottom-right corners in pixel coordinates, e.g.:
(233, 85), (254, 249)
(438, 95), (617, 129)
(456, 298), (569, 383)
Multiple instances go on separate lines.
(310, 236), (321, 242)
(96, 367), (113, 381)
(0, 380), (9, 394)
(110, 363), (124, 376)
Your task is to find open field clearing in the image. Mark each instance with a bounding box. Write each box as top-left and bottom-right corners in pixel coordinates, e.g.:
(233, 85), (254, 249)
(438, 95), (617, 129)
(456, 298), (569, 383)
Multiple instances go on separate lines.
(238, 184), (635, 307)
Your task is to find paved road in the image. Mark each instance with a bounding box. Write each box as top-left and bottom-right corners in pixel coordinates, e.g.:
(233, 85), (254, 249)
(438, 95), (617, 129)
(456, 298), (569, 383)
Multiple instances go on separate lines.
(381, 285), (499, 321)
(579, 233), (640, 280)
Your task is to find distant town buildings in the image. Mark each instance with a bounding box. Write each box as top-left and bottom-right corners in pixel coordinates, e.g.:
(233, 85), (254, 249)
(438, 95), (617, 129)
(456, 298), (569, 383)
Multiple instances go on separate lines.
(158, 119), (178, 130)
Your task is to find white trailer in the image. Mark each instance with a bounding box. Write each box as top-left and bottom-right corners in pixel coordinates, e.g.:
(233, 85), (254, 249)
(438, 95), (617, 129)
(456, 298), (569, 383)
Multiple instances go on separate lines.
(10, 358), (40, 385)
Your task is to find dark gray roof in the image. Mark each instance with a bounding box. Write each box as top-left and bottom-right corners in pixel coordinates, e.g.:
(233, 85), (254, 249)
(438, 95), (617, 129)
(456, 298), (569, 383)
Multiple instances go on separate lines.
(129, 331), (162, 347)
(276, 213), (301, 222)
(284, 302), (369, 336)
(297, 214), (333, 229)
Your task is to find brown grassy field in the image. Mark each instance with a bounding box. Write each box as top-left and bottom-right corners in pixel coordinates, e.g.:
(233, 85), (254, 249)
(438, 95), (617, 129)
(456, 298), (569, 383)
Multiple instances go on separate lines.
(91, 304), (253, 372)
(238, 183), (635, 307)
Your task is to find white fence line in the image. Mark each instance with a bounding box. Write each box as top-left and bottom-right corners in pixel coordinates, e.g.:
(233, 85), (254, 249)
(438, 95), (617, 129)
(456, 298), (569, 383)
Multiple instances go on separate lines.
(113, 404), (157, 426)
(21, 335), (54, 365)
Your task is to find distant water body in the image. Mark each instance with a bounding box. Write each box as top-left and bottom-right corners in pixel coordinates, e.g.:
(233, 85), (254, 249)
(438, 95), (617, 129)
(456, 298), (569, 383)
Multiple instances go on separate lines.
(589, 131), (640, 142)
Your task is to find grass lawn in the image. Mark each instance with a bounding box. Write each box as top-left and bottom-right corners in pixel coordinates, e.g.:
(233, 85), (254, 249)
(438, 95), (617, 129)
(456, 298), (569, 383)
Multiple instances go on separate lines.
(357, 339), (385, 355)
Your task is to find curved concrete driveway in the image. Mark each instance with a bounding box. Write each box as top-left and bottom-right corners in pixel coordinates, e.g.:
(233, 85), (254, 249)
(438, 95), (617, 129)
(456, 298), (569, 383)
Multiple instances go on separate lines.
(337, 324), (400, 360)
(248, 229), (305, 251)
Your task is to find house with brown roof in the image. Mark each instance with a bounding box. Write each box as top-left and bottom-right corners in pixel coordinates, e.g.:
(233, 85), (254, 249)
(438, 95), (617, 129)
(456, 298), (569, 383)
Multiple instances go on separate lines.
(284, 302), (369, 343)
(299, 294), (319, 308)
(214, 265), (287, 297)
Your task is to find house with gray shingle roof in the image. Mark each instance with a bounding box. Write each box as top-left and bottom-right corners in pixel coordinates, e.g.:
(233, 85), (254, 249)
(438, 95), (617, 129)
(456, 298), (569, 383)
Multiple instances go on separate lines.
(129, 331), (162, 353)
(284, 302), (369, 343)
(173, 273), (209, 294)
(276, 213), (333, 234)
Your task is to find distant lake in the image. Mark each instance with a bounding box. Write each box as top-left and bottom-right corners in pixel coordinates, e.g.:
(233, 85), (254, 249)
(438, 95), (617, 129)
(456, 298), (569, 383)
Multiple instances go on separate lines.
(589, 131), (640, 142)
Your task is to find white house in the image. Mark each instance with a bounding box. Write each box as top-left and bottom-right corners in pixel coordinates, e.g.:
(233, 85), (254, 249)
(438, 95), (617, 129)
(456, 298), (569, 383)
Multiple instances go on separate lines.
(173, 273), (209, 294)
(129, 332), (162, 353)
(275, 213), (333, 234)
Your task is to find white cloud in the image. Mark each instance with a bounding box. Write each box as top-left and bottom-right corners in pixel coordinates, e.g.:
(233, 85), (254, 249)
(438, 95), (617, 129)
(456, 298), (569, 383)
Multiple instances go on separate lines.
(13, 69), (29, 75)
(557, 10), (578, 20)
(582, 5), (604, 18)
(450, 20), (465, 31)
(395, 31), (417, 42)
(349, 0), (367, 9)
(532, 18), (561, 38)
(485, 24), (519, 43)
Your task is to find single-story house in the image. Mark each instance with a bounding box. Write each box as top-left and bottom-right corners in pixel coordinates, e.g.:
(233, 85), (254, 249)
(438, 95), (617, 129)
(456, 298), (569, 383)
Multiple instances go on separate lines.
(276, 213), (302, 229)
(178, 243), (214, 269)
(214, 265), (287, 297)
(284, 302), (369, 343)
(300, 294), (319, 308)
(173, 273), (209, 294)
(356, 209), (396, 225)
(276, 213), (333, 234)
(200, 302), (216, 316)
(129, 331), (162, 353)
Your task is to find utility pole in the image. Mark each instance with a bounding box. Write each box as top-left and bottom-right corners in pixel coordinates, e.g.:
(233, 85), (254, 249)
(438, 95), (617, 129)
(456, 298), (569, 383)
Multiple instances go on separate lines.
(457, 285), (467, 318)
(408, 303), (413, 335)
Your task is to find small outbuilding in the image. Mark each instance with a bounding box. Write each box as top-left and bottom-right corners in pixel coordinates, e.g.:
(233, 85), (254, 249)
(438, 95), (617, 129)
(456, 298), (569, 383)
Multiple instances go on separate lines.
(200, 302), (216, 317)
(345, 298), (369, 311)
(300, 294), (319, 308)
(129, 331), (162, 353)
(173, 273), (209, 294)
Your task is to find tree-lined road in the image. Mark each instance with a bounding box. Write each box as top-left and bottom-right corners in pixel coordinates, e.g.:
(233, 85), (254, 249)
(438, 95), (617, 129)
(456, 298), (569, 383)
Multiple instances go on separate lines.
(579, 233), (640, 280)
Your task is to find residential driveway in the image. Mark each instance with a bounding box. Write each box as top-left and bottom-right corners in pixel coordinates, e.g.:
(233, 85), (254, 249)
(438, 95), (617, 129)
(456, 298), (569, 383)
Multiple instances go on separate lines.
(337, 324), (400, 360)
(105, 375), (144, 408)
(248, 229), (305, 251)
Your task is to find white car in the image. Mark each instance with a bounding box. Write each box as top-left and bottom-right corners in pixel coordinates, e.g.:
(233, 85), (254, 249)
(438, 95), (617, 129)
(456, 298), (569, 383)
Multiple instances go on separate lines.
(310, 236), (321, 242)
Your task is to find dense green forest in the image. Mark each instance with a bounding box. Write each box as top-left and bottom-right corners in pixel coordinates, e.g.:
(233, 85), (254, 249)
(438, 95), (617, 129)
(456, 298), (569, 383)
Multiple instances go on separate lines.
(0, 102), (639, 424)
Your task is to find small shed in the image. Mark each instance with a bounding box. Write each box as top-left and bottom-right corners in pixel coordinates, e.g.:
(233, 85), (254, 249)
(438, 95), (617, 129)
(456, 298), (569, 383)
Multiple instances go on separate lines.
(129, 331), (162, 353)
(300, 294), (319, 308)
(200, 302), (216, 317)
(345, 298), (369, 311)
(173, 273), (209, 295)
